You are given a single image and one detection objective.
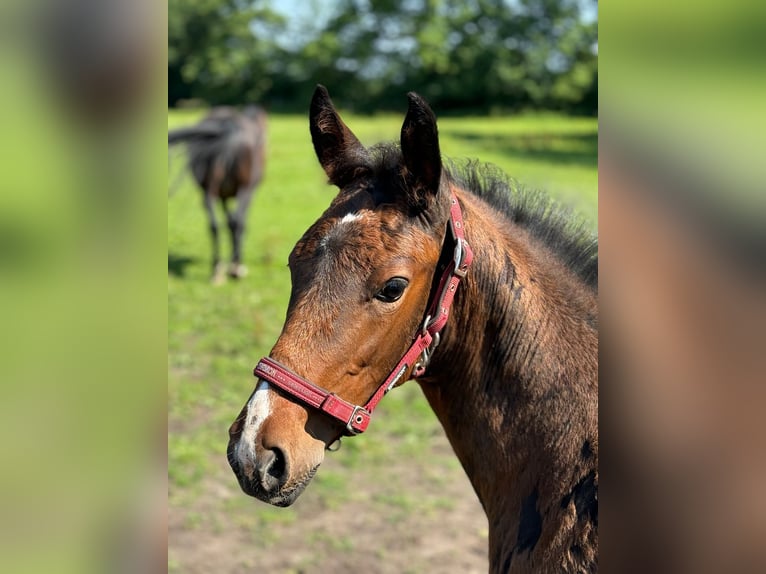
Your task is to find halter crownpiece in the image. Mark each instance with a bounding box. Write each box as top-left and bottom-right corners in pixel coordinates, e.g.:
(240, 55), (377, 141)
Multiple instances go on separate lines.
(253, 191), (473, 436)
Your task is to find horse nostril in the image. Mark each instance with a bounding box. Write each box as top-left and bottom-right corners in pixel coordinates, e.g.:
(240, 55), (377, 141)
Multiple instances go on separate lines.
(256, 447), (288, 491)
(269, 447), (286, 481)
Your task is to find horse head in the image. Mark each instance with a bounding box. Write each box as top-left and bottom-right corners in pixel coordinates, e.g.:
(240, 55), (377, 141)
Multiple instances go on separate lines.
(227, 86), (454, 506)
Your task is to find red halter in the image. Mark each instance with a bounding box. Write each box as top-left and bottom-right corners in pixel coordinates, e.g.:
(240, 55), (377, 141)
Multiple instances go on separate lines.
(253, 192), (473, 436)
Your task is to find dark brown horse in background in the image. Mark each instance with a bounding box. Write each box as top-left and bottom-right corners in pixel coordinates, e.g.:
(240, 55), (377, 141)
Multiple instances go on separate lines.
(169, 106), (266, 283)
(227, 86), (598, 573)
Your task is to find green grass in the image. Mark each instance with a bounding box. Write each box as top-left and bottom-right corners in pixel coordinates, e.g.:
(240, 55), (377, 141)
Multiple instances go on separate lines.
(168, 109), (597, 566)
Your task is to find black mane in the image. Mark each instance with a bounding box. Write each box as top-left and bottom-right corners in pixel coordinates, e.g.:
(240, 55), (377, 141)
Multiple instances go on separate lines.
(445, 159), (598, 290)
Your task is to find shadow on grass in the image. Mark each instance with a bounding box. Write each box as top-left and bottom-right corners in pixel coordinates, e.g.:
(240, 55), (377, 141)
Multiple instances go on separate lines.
(168, 253), (198, 278)
(444, 131), (597, 169)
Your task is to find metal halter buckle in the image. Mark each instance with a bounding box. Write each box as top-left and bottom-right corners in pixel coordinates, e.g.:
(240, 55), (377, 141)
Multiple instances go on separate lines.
(453, 237), (468, 278)
(345, 405), (367, 435)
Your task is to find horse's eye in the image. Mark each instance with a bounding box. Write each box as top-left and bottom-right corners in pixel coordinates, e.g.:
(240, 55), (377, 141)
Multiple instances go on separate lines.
(375, 277), (409, 303)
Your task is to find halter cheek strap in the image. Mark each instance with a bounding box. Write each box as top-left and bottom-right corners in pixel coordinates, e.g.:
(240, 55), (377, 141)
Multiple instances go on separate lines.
(253, 192), (473, 436)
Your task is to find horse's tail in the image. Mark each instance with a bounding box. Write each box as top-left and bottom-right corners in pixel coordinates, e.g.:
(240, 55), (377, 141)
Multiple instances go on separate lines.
(168, 123), (227, 198)
(168, 124), (226, 146)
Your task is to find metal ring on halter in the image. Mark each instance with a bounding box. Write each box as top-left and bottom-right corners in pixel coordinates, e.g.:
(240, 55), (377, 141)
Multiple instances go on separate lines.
(453, 238), (468, 278)
(414, 331), (440, 374)
(420, 314), (432, 336)
(430, 331), (441, 355)
(425, 331), (441, 365)
(453, 237), (463, 269)
(414, 355), (426, 374)
(326, 437), (342, 452)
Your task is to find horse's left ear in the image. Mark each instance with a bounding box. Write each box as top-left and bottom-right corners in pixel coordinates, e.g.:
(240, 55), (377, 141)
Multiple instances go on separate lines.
(400, 92), (442, 206)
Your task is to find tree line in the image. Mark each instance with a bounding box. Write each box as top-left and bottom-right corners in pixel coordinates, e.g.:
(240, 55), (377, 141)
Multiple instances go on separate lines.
(169, 0), (597, 115)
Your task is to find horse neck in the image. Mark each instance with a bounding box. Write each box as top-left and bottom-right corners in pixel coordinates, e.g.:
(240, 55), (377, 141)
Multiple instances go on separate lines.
(419, 188), (598, 571)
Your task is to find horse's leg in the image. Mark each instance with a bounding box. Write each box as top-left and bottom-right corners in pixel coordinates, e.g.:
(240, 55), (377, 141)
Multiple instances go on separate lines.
(227, 188), (254, 279)
(203, 191), (225, 284)
(220, 197), (238, 276)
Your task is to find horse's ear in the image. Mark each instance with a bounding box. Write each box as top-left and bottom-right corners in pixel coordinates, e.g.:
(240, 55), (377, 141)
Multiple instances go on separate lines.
(400, 92), (442, 205)
(310, 85), (368, 187)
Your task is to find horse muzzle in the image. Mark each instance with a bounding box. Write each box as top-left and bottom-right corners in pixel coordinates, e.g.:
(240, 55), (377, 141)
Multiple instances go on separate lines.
(226, 420), (318, 507)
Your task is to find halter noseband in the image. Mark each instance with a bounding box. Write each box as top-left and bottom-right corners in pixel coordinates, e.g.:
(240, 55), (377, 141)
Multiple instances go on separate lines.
(253, 192), (473, 437)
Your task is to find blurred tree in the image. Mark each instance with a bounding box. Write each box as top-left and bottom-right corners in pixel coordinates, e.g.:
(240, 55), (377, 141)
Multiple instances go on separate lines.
(168, 0), (286, 105)
(169, 0), (598, 114)
(287, 0), (597, 113)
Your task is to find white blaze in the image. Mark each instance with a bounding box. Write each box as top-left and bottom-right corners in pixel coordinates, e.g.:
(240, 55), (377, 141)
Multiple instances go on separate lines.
(339, 212), (363, 224)
(319, 211), (365, 250)
(236, 380), (272, 464)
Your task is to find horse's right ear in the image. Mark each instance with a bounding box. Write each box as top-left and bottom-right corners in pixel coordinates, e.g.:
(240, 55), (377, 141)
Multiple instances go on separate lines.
(310, 85), (369, 187)
(400, 92), (442, 206)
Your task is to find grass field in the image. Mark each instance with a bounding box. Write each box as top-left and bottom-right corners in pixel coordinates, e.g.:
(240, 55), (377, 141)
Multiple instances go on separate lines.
(168, 109), (597, 573)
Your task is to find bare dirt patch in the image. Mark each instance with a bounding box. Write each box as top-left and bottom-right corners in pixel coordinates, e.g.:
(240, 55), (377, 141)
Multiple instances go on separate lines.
(169, 431), (488, 573)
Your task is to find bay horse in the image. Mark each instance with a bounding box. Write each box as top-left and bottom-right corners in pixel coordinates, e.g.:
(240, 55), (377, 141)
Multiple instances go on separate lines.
(169, 106), (266, 283)
(227, 86), (598, 573)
